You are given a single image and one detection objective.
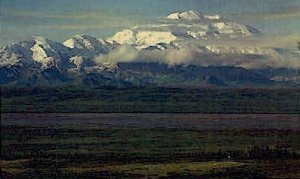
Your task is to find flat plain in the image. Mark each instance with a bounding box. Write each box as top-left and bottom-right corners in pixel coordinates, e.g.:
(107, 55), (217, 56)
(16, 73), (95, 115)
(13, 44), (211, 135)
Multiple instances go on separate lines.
(2, 113), (300, 178)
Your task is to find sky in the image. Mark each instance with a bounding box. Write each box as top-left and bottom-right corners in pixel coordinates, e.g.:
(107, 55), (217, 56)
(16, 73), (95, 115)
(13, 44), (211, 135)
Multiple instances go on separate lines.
(1, 0), (300, 47)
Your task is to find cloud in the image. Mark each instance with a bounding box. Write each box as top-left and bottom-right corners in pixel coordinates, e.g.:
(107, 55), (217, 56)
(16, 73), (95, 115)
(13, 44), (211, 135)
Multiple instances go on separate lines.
(196, 33), (300, 49)
(93, 45), (300, 69)
(94, 46), (138, 64)
(255, 34), (300, 49)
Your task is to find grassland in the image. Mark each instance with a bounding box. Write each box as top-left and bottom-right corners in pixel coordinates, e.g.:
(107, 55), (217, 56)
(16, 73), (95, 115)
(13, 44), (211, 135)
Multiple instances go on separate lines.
(1, 87), (300, 113)
(1, 87), (299, 177)
(1, 113), (300, 178)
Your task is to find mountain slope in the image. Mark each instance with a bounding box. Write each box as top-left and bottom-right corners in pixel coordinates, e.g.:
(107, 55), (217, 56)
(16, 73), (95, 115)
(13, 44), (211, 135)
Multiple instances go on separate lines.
(0, 10), (299, 88)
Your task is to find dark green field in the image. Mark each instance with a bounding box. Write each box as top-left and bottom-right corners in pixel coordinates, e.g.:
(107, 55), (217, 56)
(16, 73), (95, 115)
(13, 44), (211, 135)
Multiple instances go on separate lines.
(1, 87), (300, 113)
(1, 88), (300, 178)
(1, 113), (300, 178)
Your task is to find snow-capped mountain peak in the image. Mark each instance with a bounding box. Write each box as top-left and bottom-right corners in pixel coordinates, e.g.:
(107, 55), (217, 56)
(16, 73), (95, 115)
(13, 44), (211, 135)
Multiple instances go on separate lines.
(167, 10), (204, 20)
(1, 11), (299, 87)
(107, 29), (177, 49)
(108, 10), (259, 49)
(28, 37), (72, 67)
(204, 15), (222, 20)
(64, 34), (117, 55)
(64, 34), (102, 49)
(33, 36), (52, 49)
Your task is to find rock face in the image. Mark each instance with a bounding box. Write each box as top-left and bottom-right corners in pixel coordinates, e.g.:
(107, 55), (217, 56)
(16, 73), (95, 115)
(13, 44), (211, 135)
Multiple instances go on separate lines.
(0, 10), (299, 88)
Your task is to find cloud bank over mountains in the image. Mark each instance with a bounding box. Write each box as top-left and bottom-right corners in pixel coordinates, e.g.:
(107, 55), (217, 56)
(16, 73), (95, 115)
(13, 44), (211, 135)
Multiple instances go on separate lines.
(1, 10), (299, 87)
(2, 10), (300, 69)
(89, 10), (299, 69)
(93, 45), (300, 69)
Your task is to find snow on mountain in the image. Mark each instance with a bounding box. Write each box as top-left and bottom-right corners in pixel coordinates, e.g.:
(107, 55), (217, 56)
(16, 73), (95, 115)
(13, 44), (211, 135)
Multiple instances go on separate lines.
(105, 10), (286, 68)
(69, 56), (85, 69)
(0, 36), (76, 72)
(1, 10), (299, 87)
(108, 30), (177, 49)
(0, 35), (118, 71)
(0, 10), (291, 70)
(108, 10), (259, 50)
(166, 10), (204, 20)
(0, 43), (34, 67)
(204, 15), (221, 20)
(63, 34), (116, 54)
(167, 10), (223, 21)
(30, 36), (71, 67)
(198, 45), (279, 56)
(107, 30), (135, 45)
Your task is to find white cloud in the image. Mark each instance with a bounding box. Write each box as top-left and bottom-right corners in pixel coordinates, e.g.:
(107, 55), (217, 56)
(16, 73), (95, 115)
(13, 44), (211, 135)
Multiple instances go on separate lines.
(93, 44), (300, 69)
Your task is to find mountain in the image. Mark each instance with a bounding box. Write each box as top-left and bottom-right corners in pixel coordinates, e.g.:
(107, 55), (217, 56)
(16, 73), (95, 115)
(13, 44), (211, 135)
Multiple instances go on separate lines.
(0, 10), (299, 88)
(63, 34), (117, 55)
(107, 10), (259, 49)
(0, 35), (115, 86)
(166, 10), (205, 20)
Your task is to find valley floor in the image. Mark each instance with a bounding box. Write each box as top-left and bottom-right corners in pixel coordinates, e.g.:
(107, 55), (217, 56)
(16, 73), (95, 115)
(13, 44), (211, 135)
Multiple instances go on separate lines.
(1, 113), (299, 178)
(1, 87), (300, 113)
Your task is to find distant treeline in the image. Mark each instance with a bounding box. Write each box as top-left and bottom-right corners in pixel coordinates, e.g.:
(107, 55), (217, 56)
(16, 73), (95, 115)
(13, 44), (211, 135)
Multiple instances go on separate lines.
(3, 143), (299, 162)
(1, 87), (300, 113)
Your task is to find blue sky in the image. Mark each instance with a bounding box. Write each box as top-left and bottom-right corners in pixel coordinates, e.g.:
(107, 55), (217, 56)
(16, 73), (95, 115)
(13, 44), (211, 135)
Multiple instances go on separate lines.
(1, 0), (300, 47)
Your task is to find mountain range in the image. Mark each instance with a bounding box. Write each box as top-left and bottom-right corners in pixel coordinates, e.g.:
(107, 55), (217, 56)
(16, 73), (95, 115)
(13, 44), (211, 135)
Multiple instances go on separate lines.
(1, 10), (299, 88)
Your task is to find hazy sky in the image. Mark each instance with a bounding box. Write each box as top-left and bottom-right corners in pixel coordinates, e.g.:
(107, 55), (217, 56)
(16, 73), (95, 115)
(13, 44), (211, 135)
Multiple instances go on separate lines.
(1, 0), (300, 47)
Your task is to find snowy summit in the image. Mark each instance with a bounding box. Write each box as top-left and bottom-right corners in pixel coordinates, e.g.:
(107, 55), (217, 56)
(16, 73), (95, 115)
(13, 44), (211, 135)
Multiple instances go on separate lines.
(166, 10), (204, 20)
